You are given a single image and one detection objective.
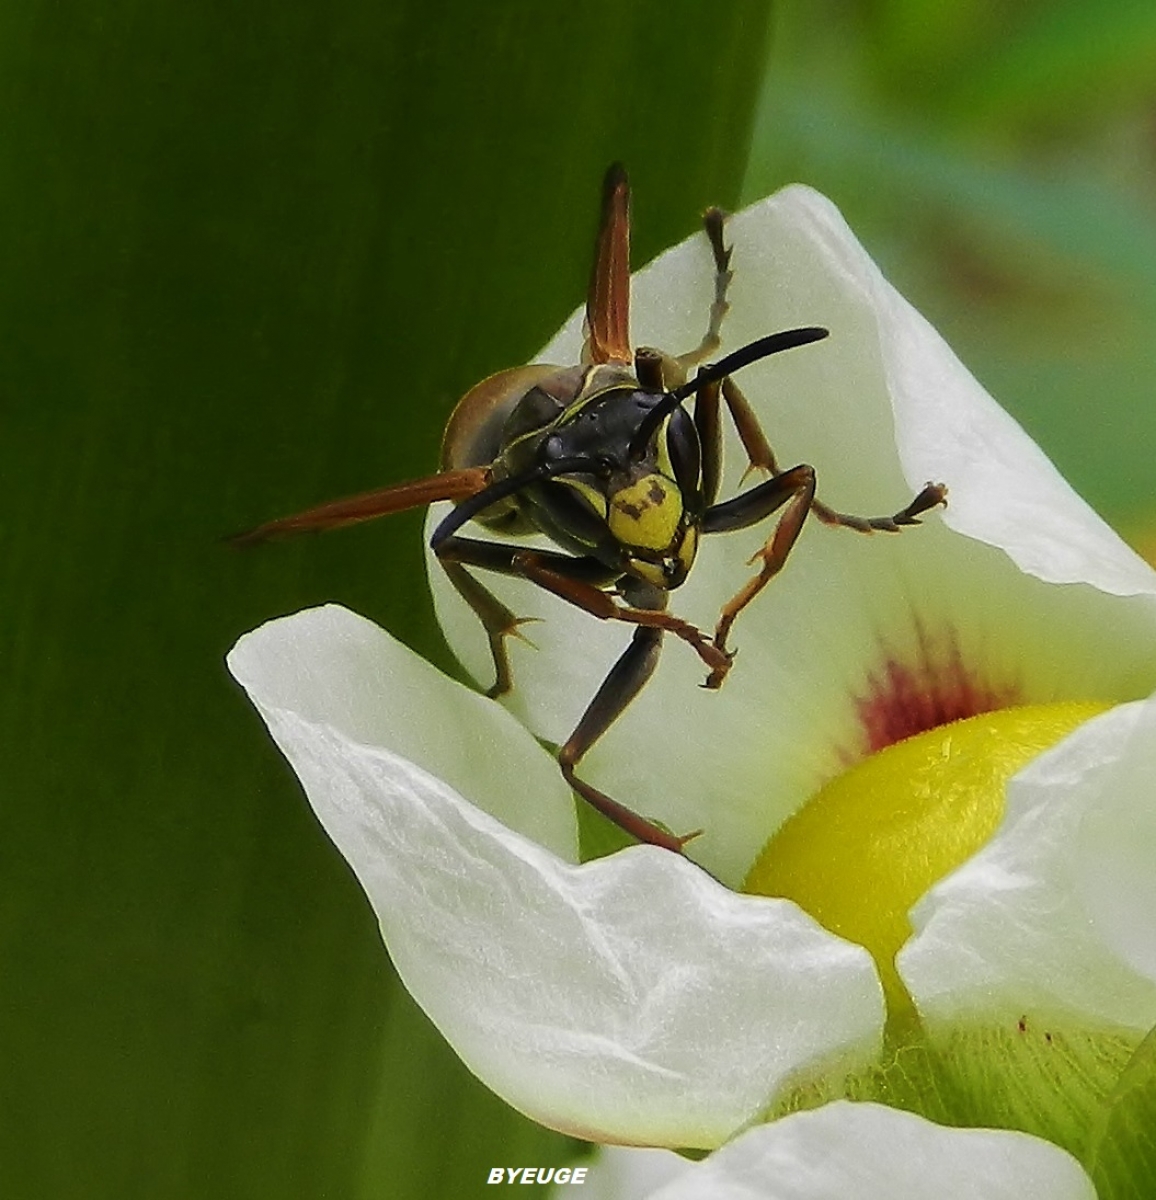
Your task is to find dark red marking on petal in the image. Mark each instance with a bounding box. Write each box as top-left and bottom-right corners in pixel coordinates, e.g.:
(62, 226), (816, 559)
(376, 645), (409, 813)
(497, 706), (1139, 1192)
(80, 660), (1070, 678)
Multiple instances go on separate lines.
(854, 624), (1020, 755)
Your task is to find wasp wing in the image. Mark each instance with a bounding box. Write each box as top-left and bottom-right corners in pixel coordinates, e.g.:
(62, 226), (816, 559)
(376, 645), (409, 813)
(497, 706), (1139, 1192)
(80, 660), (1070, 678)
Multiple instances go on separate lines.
(583, 163), (632, 365)
(229, 466), (491, 546)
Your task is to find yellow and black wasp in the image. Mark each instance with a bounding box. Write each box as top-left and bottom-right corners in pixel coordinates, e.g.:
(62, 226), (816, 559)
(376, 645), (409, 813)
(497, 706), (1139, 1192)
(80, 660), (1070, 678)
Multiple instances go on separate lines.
(236, 166), (946, 853)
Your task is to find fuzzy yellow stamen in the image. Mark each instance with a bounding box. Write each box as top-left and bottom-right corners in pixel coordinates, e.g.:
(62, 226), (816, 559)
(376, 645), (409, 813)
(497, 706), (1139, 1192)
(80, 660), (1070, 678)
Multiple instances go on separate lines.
(744, 702), (1110, 1020)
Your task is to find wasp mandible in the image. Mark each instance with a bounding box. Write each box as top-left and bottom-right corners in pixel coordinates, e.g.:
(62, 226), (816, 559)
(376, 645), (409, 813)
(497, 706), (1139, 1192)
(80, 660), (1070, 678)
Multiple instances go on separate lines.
(236, 166), (946, 854)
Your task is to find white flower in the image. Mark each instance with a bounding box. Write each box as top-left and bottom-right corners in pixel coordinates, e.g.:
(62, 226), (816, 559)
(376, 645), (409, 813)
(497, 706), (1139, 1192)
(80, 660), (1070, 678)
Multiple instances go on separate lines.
(569, 1103), (1096, 1199)
(228, 186), (1156, 1180)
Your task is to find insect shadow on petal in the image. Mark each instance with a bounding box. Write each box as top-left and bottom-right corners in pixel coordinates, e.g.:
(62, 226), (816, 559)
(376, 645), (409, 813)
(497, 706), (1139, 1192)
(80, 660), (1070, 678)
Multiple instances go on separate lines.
(233, 165), (947, 854)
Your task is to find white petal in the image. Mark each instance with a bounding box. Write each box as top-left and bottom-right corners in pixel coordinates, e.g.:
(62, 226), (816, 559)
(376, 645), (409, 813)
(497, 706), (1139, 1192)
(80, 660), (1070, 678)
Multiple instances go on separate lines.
(555, 1147), (691, 1200)
(1075, 702), (1156, 983)
(428, 186), (1156, 885)
(784, 186), (1156, 598)
(227, 603), (578, 857)
(228, 609), (885, 1148)
(899, 695), (1156, 1031)
(646, 1103), (1095, 1200)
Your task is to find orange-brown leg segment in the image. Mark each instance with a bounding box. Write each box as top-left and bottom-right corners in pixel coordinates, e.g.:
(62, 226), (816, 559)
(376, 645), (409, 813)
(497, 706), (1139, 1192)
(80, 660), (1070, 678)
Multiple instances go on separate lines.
(514, 552), (732, 683)
(707, 375), (948, 526)
(559, 625), (698, 853)
(812, 482), (948, 532)
(692, 372), (782, 508)
(702, 463), (817, 686)
(700, 454), (947, 688)
(721, 375), (781, 479)
(440, 560), (534, 699)
(436, 534), (701, 851)
(434, 536), (617, 697)
(434, 535), (733, 693)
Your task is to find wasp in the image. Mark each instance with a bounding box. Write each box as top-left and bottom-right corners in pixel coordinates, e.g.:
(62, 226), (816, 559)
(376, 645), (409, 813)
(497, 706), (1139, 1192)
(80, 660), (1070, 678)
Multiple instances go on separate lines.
(236, 166), (946, 854)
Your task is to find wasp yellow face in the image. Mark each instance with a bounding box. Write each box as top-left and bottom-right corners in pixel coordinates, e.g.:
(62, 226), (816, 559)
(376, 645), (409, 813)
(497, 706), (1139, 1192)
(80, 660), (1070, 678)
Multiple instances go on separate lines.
(607, 470), (699, 588)
(608, 473), (681, 549)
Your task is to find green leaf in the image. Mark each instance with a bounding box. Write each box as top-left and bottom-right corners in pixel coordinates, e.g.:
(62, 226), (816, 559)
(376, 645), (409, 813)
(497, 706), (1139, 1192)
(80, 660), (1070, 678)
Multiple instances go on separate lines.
(1086, 1023), (1156, 1200)
(0, 3), (772, 1198)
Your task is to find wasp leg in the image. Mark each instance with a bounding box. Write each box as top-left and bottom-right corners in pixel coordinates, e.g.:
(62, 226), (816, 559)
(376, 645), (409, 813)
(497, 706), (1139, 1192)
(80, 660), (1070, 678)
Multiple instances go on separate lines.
(435, 534), (731, 692)
(559, 624), (699, 853)
(515, 553), (732, 681)
(811, 482), (948, 532)
(439, 561), (532, 699)
(721, 375), (781, 478)
(435, 536), (616, 697)
(693, 372), (724, 507)
(676, 207), (734, 370)
(702, 463), (817, 687)
(692, 372), (783, 507)
(707, 375), (948, 521)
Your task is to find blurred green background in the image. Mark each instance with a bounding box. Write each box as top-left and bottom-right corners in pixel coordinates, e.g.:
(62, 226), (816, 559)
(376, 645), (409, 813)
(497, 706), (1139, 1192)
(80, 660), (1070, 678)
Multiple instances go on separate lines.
(2, 2), (1154, 1198)
(746, 0), (1156, 537)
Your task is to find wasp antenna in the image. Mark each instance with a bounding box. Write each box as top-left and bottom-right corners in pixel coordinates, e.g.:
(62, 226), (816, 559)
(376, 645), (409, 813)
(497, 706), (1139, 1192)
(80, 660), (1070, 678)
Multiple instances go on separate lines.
(674, 327), (829, 401)
(628, 326), (829, 459)
(429, 455), (596, 549)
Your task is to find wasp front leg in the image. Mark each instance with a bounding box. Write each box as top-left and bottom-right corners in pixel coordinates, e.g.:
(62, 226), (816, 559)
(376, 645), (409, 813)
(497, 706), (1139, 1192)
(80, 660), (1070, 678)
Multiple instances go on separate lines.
(559, 624), (699, 853)
(691, 371), (791, 514)
(708, 373), (948, 522)
(434, 534), (730, 689)
(438, 559), (533, 699)
(436, 537), (705, 852)
(434, 536), (616, 697)
(696, 368), (791, 486)
(701, 462), (948, 688)
(514, 555), (731, 681)
(702, 464), (817, 686)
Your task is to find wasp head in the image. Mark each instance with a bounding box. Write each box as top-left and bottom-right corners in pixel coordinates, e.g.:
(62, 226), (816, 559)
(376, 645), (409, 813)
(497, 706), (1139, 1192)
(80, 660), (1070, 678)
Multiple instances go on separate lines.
(527, 386), (703, 590)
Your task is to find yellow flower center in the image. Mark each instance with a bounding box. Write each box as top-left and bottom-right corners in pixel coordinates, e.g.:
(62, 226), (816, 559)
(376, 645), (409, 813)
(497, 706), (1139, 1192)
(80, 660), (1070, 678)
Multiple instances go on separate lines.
(744, 701), (1110, 1020)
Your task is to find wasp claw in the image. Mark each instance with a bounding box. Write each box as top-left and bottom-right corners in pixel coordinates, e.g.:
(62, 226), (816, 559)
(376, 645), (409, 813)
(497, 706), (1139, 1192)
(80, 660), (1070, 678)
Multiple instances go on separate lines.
(508, 616), (542, 650)
(739, 460), (773, 486)
(702, 646), (736, 690)
(485, 616), (543, 699)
